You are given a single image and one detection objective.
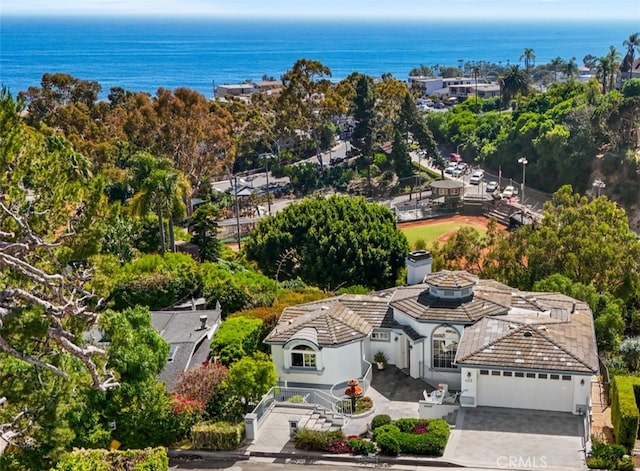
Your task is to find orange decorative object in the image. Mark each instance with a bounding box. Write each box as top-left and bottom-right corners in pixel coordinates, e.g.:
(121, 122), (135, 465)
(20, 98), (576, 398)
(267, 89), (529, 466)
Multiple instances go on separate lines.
(345, 379), (363, 397)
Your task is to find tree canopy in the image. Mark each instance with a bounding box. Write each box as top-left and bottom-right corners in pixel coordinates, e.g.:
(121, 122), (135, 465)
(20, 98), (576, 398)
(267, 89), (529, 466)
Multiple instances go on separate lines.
(245, 195), (409, 290)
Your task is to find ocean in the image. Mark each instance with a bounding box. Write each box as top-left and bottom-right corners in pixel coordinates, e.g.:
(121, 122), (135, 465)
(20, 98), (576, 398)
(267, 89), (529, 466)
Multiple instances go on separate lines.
(1, 16), (637, 99)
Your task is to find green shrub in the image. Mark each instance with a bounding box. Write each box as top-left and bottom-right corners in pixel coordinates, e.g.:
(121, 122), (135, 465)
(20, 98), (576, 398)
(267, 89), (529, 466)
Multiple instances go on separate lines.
(294, 429), (345, 451)
(370, 414), (392, 431)
(55, 447), (168, 470)
(210, 317), (263, 366)
(610, 376), (640, 450)
(591, 440), (626, 461)
(355, 396), (373, 414)
(395, 418), (420, 433)
(586, 456), (612, 469)
(191, 421), (245, 451)
(348, 438), (377, 455)
(372, 424), (400, 441)
(287, 395), (304, 403)
(376, 432), (400, 456)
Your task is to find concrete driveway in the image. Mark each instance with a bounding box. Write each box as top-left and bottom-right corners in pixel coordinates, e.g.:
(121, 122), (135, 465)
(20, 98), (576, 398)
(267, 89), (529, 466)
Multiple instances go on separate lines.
(444, 407), (587, 471)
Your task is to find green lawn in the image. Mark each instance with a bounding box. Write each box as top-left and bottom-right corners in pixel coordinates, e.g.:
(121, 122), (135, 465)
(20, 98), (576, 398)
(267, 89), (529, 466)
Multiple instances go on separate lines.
(401, 222), (485, 249)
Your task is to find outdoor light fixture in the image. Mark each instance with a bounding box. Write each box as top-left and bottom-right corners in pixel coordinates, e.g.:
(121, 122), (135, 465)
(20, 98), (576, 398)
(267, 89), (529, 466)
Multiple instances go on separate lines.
(580, 378), (585, 386)
(467, 372), (472, 378)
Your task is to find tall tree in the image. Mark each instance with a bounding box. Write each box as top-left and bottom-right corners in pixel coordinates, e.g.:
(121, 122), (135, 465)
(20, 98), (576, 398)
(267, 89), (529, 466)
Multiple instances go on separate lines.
(277, 59), (332, 168)
(499, 65), (530, 105)
(550, 56), (566, 82)
(520, 48), (536, 75)
(563, 57), (579, 80)
(622, 32), (640, 80)
(350, 74), (376, 193)
(471, 64), (481, 106)
(0, 89), (118, 460)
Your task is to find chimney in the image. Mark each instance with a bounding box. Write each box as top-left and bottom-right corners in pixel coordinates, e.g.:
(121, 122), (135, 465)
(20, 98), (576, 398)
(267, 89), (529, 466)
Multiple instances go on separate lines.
(406, 250), (432, 285)
(199, 315), (208, 330)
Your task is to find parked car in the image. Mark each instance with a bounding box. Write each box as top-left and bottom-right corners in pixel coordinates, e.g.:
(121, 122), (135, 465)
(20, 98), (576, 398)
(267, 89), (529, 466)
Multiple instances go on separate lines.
(330, 156), (345, 165)
(444, 163), (457, 175)
(486, 181), (499, 193)
(456, 162), (468, 172)
(503, 185), (515, 198)
(452, 167), (464, 177)
(469, 170), (484, 185)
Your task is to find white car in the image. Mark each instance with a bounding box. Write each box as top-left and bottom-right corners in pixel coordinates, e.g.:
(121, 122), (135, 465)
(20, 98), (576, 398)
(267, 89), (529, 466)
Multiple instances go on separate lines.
(486, 181), (499, 193)
(503, 185), (515, 198)
(469, 170), (484, 185)
(444, 163), (457, 175)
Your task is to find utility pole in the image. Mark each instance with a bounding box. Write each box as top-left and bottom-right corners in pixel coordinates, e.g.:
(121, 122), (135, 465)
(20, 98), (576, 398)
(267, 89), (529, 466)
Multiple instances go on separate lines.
(233, 174), (241, 250)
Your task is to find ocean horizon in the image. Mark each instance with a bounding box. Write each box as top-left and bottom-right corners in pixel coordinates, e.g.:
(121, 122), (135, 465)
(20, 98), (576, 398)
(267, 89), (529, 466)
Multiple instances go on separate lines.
(1, 16), (638, 98)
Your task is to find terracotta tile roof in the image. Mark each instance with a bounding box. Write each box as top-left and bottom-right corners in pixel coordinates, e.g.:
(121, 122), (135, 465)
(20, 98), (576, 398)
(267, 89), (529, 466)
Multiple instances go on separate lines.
(264, 299), (373, 346)
(424, 270), (478, 289)
(390, 288), (510, 323)
(456, 294), (598, 373)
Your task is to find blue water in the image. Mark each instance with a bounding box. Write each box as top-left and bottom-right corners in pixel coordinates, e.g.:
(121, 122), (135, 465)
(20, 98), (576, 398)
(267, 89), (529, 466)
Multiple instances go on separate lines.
(1, 17), (637, 98)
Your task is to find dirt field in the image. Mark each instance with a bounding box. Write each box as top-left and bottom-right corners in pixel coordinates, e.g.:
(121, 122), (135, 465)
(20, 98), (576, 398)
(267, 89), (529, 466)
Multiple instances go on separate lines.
(398, 214), (501, 244)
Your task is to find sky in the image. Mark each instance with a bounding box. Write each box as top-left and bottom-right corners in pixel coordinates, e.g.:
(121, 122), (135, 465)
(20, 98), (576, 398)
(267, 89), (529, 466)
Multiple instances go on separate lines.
(2, 0), (639, 20)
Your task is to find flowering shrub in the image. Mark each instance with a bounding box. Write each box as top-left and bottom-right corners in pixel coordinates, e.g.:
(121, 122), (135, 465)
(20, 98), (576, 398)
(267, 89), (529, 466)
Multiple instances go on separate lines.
(174, 361), (229, 406)
(171, 394), (205, 415)
(411, 421), (429, 434)
(327, 440), (352, 454)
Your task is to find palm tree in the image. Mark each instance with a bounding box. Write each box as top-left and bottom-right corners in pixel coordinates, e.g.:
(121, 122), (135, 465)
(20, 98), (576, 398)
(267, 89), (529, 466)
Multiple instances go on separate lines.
(623, 33), (640, 80)
(499, 65), (530, 107)
(550, 56), (566, 82)
(471, 64), (481, 106)
(129, 156), (191, 253)
(563, 57), (579, 80)
(596, 55), (613, 92)
(600, 46), (621, 92)
(520, 48), (536, 75)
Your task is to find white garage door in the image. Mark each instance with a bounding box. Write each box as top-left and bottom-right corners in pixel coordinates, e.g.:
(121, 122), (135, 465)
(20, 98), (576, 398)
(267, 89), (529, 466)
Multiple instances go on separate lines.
(477, 370), (574, 412)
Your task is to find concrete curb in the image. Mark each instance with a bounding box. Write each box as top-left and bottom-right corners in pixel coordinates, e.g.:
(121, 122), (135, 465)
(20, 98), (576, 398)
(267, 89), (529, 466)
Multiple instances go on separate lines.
(168, 448), (464, 468)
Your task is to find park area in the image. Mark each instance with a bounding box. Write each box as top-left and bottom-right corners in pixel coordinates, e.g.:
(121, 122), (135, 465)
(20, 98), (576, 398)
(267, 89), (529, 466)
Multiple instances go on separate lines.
(398, 215), (498, 249)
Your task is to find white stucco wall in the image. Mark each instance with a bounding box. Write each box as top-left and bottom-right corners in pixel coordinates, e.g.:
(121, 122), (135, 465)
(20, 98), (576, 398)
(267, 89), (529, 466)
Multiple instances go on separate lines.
(271, 341), (365, 387)
(462, 367), (592, 414)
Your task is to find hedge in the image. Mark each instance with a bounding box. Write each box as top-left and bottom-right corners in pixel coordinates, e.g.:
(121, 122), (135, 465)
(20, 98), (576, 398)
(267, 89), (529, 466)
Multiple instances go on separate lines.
(610, 375), (640, 451)
(55, 447), (168, 470)
(372, 418), (450, 457)
(191, 421), (245, 451)
(294, 429), (346, 451)
(210, 316), (263, 366)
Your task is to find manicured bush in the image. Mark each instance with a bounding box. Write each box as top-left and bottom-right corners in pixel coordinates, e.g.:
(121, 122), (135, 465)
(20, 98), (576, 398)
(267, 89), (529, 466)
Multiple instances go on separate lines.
(589, 437), (633, 470)
(294, 429), (346, 451)
(55, 447), (168, 470)
(376, 432), (400, 456)
(370, 414), (392, 431)
(586, 456), (612, 469)
(372, 418), (449, 457)
(348, 438), (377, 455)
(210, 316), (263, 366)
(372, 424), (400, 441)
(191, 421), (245, 451)
(355, 396), (373, 414)
(610, 375), (640, 450)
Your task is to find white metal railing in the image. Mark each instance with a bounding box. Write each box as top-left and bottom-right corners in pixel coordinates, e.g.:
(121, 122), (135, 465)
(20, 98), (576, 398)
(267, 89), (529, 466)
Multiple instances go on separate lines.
(251, 386), (352, 424)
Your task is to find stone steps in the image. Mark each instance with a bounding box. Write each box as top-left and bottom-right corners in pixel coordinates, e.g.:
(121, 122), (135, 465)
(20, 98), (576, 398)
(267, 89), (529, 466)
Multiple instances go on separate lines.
(301, 410), (343, 432)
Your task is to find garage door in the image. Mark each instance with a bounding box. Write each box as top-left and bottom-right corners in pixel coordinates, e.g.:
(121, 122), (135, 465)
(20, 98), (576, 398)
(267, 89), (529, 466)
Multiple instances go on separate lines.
(476, 370), (573, 412)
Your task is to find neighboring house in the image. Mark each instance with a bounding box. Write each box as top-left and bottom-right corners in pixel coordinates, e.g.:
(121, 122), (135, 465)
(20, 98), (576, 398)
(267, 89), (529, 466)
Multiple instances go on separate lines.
(265, 251), (598, 414)
(151, 302), (221, 390)
(214, 81), (282, 99)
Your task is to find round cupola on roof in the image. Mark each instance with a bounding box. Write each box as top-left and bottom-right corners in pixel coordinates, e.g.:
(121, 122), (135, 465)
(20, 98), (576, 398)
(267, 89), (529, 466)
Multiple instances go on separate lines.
(424, 270), (478, 300)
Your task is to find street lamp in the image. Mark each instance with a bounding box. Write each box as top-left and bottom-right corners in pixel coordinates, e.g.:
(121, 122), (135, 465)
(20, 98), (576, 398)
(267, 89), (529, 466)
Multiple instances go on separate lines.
(517, 157), (528, 203)
(259, 153), (276, 215)
(593, 179), (606, 197)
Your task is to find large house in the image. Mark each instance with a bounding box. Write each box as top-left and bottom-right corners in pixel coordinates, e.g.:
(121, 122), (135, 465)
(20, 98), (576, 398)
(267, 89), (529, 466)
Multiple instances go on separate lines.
(264, 251), (598, 414)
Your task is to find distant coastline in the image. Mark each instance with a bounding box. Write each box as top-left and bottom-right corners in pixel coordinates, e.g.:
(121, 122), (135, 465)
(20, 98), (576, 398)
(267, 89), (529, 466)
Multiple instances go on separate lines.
(1, 17), (637, 98)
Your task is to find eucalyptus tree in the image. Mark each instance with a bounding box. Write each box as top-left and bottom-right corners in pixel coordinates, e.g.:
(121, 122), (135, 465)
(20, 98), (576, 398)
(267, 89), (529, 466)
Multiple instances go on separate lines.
(276, 59), (333, 168)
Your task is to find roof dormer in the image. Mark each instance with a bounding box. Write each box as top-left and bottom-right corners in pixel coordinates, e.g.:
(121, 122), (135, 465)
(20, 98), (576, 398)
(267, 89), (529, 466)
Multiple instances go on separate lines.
(424, 270), (478, 300)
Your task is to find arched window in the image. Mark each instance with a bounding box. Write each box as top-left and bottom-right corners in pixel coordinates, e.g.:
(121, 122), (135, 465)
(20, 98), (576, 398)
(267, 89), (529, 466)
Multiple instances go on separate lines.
(290, 344), (317, 368)
(432, 325), (459, 369)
